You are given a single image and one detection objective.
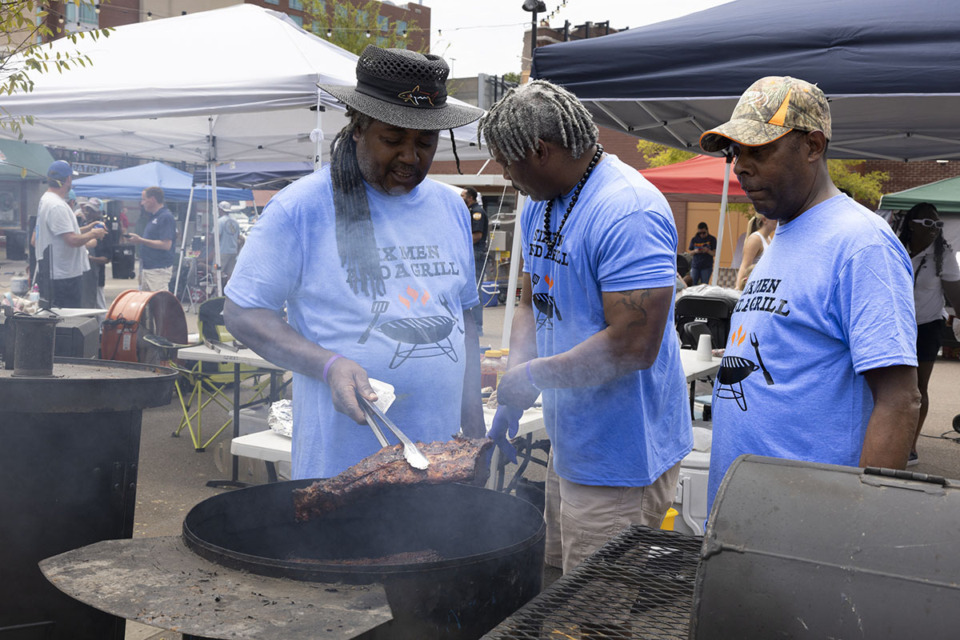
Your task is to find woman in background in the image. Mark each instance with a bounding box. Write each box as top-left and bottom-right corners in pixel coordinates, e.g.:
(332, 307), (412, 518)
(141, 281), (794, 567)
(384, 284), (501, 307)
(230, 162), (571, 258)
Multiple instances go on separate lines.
(735, 213), (776, 290)
(892, 202), (960, 465)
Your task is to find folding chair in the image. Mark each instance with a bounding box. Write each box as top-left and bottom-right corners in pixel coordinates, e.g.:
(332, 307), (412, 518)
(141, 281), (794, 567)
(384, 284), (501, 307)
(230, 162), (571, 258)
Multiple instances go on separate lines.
(170, 298), (272, 451)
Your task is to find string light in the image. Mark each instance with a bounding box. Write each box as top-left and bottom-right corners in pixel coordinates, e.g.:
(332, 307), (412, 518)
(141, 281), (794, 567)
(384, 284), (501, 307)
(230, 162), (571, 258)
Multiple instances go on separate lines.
(326, 28), (332, 37)
(146, 11), (153, 20)
(365, 30), (371, 38)
(94, 3), (100, 14)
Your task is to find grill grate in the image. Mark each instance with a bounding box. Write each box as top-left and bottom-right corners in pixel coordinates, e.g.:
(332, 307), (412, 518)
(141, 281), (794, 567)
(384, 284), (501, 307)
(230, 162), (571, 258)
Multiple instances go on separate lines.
(483, 525), (701, 639)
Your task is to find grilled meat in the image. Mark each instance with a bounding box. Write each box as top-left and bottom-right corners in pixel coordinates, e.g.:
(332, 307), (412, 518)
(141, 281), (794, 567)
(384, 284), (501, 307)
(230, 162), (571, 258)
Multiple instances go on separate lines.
(293, 436), (495, 521)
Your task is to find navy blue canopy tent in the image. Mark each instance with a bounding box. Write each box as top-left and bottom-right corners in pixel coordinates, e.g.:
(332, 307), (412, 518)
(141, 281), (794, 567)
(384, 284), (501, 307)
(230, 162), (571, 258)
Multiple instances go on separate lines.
(193, 161), (314, 190)
(73, 162), (253, 202)
(531, 0), (960, 281)
(532, 0), (960, 163)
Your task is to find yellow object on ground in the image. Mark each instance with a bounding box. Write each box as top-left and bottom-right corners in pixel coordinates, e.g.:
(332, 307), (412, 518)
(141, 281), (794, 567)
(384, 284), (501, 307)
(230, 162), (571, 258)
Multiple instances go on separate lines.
(661, 507), (679, 531)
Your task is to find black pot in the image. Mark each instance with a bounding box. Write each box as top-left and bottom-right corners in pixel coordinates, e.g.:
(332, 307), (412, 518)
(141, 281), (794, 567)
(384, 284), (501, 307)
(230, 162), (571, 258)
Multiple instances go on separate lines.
(183, 481), (545, 640)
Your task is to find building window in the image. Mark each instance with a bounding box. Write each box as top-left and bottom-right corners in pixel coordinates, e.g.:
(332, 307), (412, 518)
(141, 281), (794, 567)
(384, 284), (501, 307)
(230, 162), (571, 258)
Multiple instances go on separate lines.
(289, 0), (303, 9)
(65, 2), (98, 34)
(396, 20), (407, 35)
(264, 0), (280, 5)
(376, 36), (388, 47)
(377, 16), (388, 32)
(289, 14), (303, 26)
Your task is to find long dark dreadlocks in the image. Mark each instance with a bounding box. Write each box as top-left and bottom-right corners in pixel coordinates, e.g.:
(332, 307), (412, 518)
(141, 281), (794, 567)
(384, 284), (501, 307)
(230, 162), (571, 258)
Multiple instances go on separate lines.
(892, 202), (950, 276)
(330, 108), (386, 298)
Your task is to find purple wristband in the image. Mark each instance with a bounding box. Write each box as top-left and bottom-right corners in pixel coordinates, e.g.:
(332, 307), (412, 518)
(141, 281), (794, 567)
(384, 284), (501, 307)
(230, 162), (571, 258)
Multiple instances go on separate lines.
(526, 360), (542, 392)
(322, 354), (343, 384)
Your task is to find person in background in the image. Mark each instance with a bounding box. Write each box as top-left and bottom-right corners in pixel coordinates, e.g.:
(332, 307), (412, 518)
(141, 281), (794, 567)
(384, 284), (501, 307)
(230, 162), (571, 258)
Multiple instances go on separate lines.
(481, 79), (691, 574)
(699, 76), (919, 515)
(34, 161), (107, 307)
(118, 207), (131, 238)
(735, 213), (776, 290)
(126, 186), (177, 292)
(223, 46), (485, 480)
(890, 202), (960, 466)
(80, 197), (111, 314)
(216, 200), (241, 279)
(461, 187), (489, 334)
(688, 222), (717, 285)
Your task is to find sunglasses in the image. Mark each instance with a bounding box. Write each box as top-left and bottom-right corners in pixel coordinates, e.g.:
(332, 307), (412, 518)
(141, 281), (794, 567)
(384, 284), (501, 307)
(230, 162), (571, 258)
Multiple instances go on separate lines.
(911, 218), (944, 229)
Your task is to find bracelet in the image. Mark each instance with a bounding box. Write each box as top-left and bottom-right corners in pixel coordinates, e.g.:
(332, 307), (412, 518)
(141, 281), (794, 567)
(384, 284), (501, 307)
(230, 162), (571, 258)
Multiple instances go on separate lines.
(322, 354), (343, 384)
(526, 360), (543, 392)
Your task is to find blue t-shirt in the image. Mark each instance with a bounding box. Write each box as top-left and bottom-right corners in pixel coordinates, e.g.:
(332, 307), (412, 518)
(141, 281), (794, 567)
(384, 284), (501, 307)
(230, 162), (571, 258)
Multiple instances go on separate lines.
(141, 207), (177, 269)
(521, 154), (692, 487)
(706, 195), (917, 514)
(226, 167), (479, 479)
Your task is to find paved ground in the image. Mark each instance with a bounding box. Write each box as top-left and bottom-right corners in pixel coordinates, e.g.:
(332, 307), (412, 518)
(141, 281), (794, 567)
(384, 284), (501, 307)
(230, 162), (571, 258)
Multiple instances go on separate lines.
(4, 259), (960, 639)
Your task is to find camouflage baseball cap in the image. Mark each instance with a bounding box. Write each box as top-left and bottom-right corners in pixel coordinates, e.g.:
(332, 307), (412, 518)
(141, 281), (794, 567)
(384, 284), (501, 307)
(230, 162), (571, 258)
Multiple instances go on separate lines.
(699, 76), (831, 153)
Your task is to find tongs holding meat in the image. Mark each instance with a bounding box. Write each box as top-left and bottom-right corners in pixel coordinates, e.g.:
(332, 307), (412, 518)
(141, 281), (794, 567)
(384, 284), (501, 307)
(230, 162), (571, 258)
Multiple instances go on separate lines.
(356, 392), (430, 470)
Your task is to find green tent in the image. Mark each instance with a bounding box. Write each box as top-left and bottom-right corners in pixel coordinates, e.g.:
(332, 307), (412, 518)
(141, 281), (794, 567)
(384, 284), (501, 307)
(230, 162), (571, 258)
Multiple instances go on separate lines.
(0, 139), (54, 179)
(879, 176), (960, 213)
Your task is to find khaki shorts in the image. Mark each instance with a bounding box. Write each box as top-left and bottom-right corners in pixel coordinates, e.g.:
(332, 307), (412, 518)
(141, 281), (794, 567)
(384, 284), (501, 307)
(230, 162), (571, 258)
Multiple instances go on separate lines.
(140, 266), (173, 293)
(544, 450), (681, 574)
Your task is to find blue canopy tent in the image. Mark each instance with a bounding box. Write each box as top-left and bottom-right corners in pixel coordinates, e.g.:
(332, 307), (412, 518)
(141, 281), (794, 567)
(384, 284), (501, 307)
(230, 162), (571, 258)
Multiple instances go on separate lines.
(74, 162), (253, 297)
(72, 162), (253, 202)
(530, 0), (960, 280)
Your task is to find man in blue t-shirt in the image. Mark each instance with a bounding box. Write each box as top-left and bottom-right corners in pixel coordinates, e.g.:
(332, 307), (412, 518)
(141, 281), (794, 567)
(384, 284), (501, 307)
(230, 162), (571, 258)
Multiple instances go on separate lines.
(216, 201), (241, 279)
(699, 76), (919, 518)
(223, 47), (485, 479)
(688, 222), (717, 285)
(127, 186), (177, 292)
(481, 80), (691, 574)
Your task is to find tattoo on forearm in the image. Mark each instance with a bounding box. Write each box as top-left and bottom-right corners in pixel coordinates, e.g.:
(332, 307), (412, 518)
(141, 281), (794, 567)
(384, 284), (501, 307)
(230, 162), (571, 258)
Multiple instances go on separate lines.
(612, 289), (650, 328)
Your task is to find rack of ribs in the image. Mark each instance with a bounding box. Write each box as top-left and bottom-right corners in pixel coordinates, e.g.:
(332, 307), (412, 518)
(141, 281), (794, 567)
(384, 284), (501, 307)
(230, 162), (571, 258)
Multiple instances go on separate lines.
(293, 436), (495, 521)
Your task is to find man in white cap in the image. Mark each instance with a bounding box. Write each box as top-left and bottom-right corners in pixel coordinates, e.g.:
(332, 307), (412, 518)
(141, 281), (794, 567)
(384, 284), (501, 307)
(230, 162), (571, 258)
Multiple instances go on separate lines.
(224, 46), (485, 479)
(216, 200), (241, 279)
(34, 160), (107, 307)
(698, 76), (919, 516)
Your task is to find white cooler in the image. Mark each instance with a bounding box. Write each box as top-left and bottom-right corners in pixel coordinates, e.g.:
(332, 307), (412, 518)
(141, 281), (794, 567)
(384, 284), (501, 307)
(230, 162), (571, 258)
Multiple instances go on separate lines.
(673, 425), (712, 536)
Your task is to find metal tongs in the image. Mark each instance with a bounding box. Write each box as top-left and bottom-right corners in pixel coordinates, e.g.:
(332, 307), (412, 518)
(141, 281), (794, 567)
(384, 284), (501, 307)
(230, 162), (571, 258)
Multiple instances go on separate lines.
(356, 392), (430, 470)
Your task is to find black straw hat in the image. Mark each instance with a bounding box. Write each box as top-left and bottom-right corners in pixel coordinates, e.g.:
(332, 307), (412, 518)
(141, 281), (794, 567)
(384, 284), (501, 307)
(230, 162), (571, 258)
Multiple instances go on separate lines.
(319, 46), (483, 131)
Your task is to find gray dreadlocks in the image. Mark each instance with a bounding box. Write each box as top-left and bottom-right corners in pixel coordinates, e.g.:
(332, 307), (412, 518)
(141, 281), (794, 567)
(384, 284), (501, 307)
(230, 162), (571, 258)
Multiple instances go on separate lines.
(478, 79), (598, 164)
(331, 107), (386, 298)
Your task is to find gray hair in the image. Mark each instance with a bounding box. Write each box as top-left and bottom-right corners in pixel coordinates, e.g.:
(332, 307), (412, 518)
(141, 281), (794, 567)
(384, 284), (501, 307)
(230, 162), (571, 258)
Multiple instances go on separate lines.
(479, 79), (598, 164)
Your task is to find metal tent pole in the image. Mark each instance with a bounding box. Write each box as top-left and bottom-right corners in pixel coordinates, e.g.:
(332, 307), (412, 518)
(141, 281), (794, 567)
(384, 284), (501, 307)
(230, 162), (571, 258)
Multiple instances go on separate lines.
(710, 154), (733, 286)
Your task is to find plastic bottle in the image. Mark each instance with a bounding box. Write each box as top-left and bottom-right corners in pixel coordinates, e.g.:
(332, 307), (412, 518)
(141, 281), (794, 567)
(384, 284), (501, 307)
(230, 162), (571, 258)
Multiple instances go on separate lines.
(28, 284), (39, 303)
(480, 349), (505, 391)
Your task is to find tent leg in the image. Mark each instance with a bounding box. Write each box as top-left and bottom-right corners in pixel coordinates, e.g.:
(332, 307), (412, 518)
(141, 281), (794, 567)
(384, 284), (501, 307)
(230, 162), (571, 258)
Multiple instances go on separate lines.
(501, 194), (526, 348)
(710, 155), (734, 286)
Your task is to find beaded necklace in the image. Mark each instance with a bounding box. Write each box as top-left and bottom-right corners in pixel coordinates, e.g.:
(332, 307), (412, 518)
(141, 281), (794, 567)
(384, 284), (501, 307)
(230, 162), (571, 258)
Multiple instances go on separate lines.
(542, 144), (604, 254)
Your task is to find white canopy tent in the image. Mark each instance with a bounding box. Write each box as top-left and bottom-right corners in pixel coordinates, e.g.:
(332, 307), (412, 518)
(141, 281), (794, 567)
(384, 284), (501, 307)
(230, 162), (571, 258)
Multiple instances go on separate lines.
(0, 4), (484, 295)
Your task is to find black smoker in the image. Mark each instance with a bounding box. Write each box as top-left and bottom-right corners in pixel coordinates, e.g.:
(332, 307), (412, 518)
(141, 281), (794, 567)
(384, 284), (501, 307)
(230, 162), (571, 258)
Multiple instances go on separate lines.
(39, 480), (545, 640)
(0, 354), (176, 640)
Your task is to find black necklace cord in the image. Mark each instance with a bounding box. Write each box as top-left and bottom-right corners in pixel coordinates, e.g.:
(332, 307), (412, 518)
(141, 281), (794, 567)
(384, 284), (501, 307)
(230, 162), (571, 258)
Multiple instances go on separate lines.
(543, 144), (604, 253)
